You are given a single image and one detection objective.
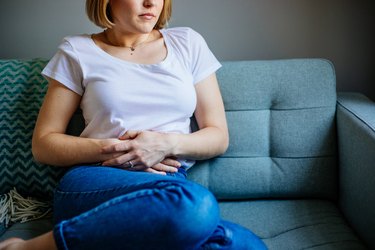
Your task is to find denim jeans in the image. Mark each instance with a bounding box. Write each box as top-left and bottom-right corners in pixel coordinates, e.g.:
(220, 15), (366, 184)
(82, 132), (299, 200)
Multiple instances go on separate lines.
(52, 165), (267, 250)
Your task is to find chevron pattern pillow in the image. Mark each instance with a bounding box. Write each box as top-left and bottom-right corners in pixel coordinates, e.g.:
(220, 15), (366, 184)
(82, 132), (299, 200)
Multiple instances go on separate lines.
(0, 59), (66, 199)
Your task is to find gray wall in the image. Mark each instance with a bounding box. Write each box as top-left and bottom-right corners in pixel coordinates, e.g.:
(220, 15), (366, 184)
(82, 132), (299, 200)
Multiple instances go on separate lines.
(1, 0), (374, 99)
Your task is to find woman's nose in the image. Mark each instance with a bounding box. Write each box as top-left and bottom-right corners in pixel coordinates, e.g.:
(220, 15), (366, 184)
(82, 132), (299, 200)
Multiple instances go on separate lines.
(144, 0), (155, 8)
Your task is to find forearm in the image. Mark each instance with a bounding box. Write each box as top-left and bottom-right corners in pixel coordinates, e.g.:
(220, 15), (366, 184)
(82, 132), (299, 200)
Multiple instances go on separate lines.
(32, 133), (120, 167)
(167, 126), (229, 160)
(169, 72), (229, 161)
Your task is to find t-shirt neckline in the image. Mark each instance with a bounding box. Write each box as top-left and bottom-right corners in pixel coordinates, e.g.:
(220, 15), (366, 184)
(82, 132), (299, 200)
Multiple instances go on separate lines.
(88, 29), (171, 67)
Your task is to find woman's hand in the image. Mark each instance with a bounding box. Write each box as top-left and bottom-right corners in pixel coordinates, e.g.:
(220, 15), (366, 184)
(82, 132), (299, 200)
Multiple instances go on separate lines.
(101, 130), (179, 174)
(143, 158), (181, 175)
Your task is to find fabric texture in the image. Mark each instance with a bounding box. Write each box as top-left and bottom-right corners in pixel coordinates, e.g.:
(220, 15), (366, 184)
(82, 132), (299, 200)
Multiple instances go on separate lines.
(218, 200), (366, 250)
(41, 27), (221, 140)
(0, 188), (52, 228)
(0, 59), (66, 199)
(0, 218), (53, 242)
(0, 58), (372, 249)
(188, 59), (338, 200)
(52, 165), (266, 250)
(337, 92), (375, 249)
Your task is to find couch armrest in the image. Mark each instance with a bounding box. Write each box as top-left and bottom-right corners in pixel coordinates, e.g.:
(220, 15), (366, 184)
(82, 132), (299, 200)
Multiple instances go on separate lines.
(337, 92), (375, 248)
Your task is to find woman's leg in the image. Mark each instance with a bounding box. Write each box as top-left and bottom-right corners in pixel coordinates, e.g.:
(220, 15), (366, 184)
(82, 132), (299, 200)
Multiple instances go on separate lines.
(52, 166), (220, 250)
(0, 232), (56, 250)
(0, 165), (266, 250)
(53, 165), (267, 250)
(200, 220), (267, 250)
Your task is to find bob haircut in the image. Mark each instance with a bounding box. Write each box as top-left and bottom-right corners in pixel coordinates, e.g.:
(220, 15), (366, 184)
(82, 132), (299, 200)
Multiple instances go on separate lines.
(86, 0), (172, 30)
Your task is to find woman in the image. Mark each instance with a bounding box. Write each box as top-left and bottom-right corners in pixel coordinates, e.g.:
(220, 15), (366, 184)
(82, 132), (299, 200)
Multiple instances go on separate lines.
(0, 0), (267, 249)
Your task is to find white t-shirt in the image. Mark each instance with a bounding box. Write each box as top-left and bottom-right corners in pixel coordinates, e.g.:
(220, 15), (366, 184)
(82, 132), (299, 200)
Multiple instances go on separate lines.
(42, 27), (221, 166)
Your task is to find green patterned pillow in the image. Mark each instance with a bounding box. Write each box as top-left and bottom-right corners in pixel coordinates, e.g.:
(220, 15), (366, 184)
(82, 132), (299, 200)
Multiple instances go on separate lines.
(0, 59), (66, 199)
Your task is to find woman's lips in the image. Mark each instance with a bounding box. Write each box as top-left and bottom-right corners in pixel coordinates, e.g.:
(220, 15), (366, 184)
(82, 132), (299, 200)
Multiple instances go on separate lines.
(139, 13), (155, 20)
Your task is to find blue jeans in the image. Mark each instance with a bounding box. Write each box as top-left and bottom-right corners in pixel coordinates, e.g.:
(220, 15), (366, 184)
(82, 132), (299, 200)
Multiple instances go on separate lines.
(52, 165), (267, 250)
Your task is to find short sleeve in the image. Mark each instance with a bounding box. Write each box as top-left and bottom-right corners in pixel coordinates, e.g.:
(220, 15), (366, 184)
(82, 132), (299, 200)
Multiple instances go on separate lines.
(42, 38), (84, 95)
(188, 29), (222, 84)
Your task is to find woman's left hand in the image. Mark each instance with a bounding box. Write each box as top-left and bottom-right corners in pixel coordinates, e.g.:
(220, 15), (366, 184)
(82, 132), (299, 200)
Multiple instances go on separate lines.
(101, 130), (176, 170)
(144, 157), (181, 175)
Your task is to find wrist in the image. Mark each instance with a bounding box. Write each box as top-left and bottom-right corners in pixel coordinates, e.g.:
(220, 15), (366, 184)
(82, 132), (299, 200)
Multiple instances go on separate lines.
(95, 138), (121, 159)
(164, 133), (180, 157)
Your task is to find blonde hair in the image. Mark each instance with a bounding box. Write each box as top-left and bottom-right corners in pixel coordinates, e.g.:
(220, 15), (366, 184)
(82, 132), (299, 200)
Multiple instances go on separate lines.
(86, 0), (172, 30)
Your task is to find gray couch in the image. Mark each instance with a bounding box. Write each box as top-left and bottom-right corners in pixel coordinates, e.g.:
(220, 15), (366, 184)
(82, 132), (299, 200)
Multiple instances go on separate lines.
(0, 58), (374, 249)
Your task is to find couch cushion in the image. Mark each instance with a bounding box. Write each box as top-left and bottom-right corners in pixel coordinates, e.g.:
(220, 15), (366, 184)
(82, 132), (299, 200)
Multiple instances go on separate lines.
(1, 201), (365, 250)
(337, 93), (375, 249)
(188, 59), (338, 200)
(0, 218), (53, 241)
(0, 59), (66, 199)
(219, 199), (366, 250)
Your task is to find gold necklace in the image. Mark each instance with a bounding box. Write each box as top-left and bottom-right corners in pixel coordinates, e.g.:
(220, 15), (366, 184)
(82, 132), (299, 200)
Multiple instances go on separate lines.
(104, 30), (151, 55)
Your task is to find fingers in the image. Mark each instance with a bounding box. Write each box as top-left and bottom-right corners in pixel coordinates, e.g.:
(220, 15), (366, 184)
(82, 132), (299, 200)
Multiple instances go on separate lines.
(151, 162), (179, 173)
(107, 160), (144, 171)
(119, 130), (141, 140)
(144, 168), (167, 175)
(106, 160), (179, 175)
(160, 158), (181, 168)
(108, 162), (168, 175)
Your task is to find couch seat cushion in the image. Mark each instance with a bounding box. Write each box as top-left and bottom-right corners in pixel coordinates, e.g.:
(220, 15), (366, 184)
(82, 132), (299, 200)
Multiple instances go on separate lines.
(219, 199), (366, 250)
(1, 200), (366, 249)
(0, 218), (53, 241)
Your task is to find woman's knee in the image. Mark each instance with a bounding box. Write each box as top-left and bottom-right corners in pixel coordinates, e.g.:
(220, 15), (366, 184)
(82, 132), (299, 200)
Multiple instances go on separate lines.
(161, 180), (220, 243)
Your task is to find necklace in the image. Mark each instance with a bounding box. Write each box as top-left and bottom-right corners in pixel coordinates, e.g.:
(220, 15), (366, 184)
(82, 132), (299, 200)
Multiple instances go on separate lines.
(104, 30), (151, 55)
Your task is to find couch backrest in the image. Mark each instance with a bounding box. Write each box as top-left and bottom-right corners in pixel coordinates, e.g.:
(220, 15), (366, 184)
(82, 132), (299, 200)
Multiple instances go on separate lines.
(0, 59), (66, 199)
(188, 59), (338, 201)
(0, 58), (338, 201)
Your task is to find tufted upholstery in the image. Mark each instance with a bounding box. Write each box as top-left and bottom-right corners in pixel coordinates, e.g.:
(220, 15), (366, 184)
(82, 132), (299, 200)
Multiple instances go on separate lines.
(189, 59), (338, 200)
(1, 58), (374, 249)
(187, 59), (369, 249)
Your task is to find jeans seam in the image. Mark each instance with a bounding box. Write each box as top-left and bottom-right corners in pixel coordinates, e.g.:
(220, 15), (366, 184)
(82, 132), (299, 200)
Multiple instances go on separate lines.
(55, 179), (177, 196)
(59, 221), (69, 250)
(62, 184), (180, 227)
